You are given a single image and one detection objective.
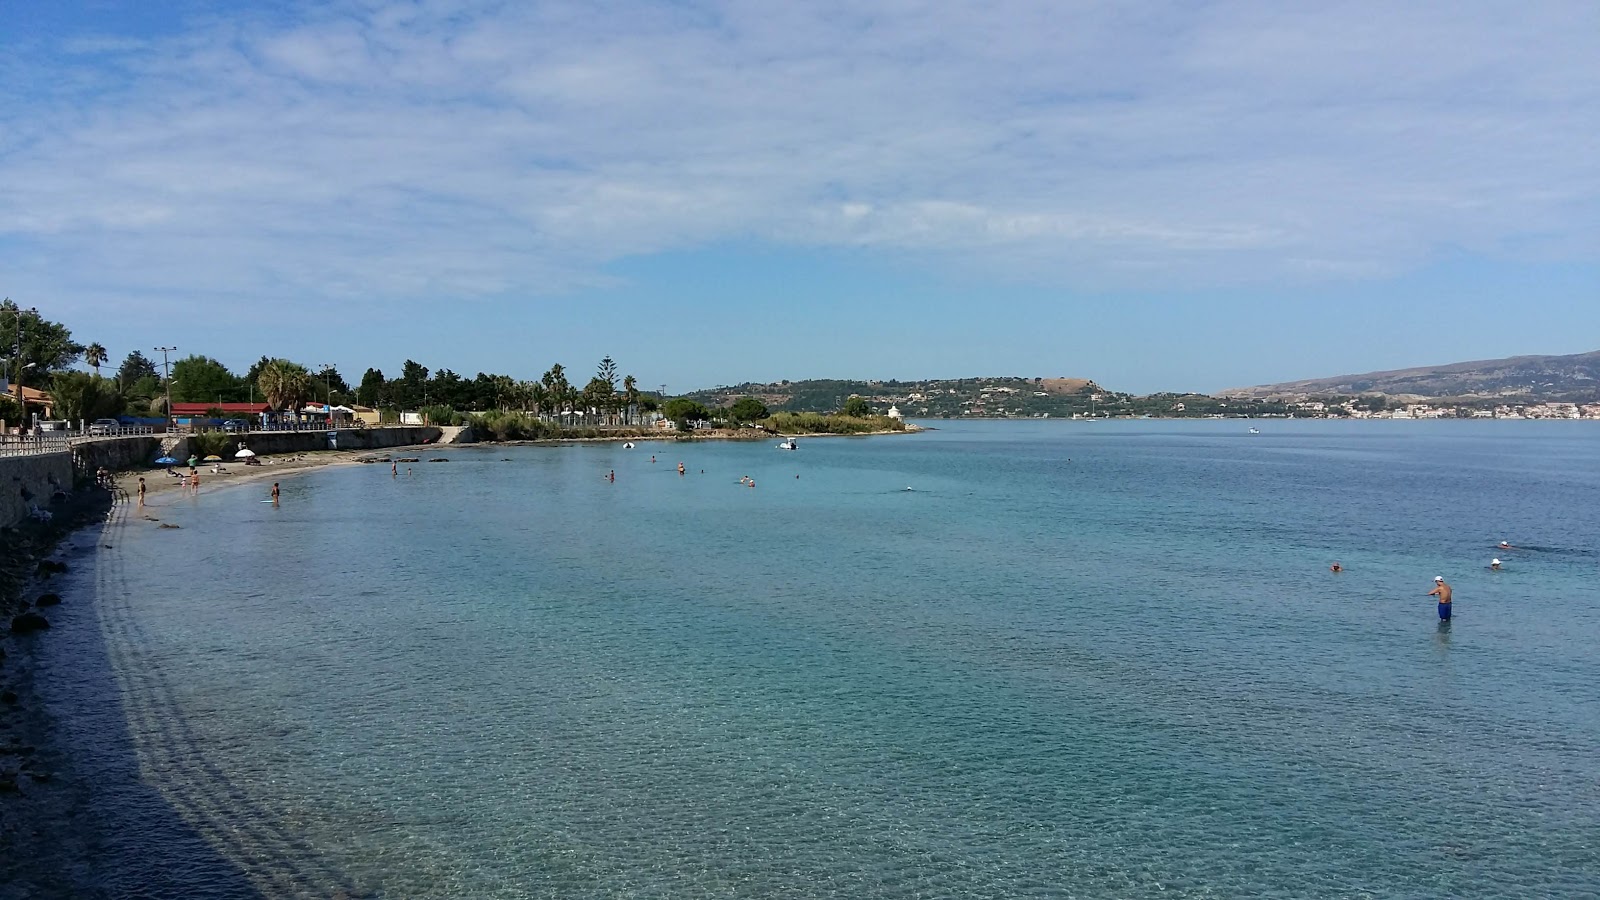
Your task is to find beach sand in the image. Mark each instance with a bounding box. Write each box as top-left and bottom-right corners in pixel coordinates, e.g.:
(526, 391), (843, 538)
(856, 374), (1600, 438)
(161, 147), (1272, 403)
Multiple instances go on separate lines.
(113, 448), (379, 503)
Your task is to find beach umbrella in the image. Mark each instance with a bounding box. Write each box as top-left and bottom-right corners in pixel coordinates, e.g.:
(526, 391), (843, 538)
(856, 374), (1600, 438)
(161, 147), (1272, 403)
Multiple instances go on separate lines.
(234, 448), (257, 458)
(155, 456), (178, 465)
(203, 455), (222, 462)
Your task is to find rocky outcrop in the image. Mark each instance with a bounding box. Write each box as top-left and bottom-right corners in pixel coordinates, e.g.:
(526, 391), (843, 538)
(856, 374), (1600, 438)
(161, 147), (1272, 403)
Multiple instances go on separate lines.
(10, 612), (50, 634)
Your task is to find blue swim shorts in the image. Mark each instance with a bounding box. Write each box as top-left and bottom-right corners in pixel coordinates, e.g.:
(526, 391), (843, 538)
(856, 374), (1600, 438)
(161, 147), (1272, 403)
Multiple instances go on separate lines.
(1438, 603), (1452, 620)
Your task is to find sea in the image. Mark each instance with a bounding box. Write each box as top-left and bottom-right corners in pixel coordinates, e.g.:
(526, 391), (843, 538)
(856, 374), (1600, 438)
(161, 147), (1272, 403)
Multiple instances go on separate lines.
(17, 419), (1600, 898)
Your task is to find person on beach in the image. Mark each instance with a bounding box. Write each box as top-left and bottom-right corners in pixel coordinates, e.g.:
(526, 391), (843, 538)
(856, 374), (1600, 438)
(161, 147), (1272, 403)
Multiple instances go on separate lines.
(137, 478), (146, 506)
(1490, 558), (1501, 571)
(271, 482), (280, 504)
(1428, 576), (1452, 620)
(1330, 562), (1342, 573)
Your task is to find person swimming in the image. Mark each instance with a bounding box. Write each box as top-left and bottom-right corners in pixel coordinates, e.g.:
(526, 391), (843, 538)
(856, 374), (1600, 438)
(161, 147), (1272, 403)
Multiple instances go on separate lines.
(1490, 558), (1501, 570)
(1330, 562), (1342, 573)
(1499, 541), (1515, 550)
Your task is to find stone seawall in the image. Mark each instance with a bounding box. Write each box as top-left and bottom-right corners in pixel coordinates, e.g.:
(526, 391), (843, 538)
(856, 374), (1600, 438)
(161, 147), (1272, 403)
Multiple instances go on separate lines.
(71, 437), (162, 479)
(0, 453), (76, 529)
(230, 426), (442, 456)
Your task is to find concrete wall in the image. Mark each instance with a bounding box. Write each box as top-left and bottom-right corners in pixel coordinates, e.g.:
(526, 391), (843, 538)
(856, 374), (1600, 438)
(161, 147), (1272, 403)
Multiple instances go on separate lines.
(231, 426), (441, 456)
(0, 452), (75, 529)
(71, 437), (162, 478)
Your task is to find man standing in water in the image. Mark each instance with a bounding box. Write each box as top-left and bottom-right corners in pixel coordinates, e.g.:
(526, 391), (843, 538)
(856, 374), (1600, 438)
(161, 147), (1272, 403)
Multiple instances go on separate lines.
(271, 482), (280, 505)
(1428, 576), (1452, 620)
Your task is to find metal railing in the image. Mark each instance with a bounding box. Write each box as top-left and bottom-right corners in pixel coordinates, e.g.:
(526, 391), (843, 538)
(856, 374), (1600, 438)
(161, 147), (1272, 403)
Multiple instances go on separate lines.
(0, 426), (159, 457)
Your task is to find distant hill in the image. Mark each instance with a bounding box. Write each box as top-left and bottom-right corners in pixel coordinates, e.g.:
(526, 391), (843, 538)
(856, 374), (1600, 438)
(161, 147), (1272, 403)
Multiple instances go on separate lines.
(687, 376), (1108, 418)
(1222, 350), (1600, 402)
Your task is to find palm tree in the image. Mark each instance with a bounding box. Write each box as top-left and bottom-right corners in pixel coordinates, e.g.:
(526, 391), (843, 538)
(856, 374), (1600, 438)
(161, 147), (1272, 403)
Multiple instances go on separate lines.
(526, 382), (548, 420)
(623, 375), (639, 425)
(85, 343), (107, 377)
(257, 359), (313, 411)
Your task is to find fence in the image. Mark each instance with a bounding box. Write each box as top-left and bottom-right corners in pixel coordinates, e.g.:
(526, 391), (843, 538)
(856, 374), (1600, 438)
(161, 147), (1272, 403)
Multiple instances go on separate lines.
(0, 426), (159, 458)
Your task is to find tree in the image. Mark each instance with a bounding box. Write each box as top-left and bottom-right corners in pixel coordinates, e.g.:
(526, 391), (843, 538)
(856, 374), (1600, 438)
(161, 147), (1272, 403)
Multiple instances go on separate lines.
(526, 381), (548, 419)
(3, 300), (84, 389)
(842, 395), (872, 417)
(170, 355), (244, 403)
(256, 359), (313, 411)
(85, 343), (107, 376)
(542, 364), (571, 424)
(728, 396), (769, 422)
(622, 375), (640, 425)
(662, 398), (710, 427)
(50, 371), (124, 422)
(116, 351), (158, 386)
(358, 368), (388, 408)
(595, 356), (620, 424)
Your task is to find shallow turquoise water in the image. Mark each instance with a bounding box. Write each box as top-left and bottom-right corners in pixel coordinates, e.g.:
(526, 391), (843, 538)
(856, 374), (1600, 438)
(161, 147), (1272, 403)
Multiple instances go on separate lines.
(30, 421), (1600, 897)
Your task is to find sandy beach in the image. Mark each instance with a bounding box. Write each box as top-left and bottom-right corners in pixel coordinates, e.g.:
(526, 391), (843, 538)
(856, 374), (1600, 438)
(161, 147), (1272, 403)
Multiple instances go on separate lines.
(111, 448), (381, 503)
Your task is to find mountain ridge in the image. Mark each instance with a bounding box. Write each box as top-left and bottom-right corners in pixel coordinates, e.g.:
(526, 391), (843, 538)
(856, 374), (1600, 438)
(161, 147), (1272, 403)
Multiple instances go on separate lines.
(1221, 349), (1600, 401)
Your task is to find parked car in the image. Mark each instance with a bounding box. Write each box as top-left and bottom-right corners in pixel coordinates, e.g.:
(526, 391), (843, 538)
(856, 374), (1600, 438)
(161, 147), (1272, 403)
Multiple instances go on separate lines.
(88, 418), (121, 436)
(222, 419), (249, 433)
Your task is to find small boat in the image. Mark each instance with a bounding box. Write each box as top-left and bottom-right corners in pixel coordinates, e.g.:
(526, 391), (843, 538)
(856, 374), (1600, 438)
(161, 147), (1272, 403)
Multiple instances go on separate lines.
(777, 438), (798, 450)
(1248, 427), (1260, 435)
(623, 442), (634, 449)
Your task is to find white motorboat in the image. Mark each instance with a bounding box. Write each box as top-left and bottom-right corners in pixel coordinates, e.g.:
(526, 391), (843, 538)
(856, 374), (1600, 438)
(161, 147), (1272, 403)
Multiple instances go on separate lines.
(777, 439), (798, 450)
(1248, 428), (1260, 435)
(623, 442), (634, 449)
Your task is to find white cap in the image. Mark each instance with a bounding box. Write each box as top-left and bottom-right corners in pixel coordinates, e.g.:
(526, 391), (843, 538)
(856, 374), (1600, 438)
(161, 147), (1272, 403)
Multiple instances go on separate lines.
(1434, 575), (1444, 582)
(1492, 558), (1501, 565)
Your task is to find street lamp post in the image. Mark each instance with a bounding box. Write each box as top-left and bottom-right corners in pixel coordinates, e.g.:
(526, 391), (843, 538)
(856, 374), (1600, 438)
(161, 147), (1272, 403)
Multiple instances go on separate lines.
(155, 346), (177, 432)
(10, 305), (39, 409)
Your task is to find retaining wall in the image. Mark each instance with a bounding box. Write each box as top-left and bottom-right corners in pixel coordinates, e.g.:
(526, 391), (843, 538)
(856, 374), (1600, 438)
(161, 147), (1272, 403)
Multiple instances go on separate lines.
(0, 452), (75, 530)
(71, 437), (163, 478)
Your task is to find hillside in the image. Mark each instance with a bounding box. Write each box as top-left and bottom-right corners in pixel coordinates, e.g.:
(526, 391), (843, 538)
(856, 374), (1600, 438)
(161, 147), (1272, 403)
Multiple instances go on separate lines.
(1222, 350), (1600, 402)
(685, 377), (1307, 419)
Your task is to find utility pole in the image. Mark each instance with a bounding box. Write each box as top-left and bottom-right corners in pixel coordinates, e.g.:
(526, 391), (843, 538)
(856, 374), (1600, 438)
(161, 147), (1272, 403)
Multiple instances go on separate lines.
(155, 346), (177, 432)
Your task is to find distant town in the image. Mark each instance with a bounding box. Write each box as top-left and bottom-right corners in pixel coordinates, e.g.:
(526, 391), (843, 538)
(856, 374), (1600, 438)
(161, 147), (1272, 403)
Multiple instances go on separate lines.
(689, 377), (1600, 420)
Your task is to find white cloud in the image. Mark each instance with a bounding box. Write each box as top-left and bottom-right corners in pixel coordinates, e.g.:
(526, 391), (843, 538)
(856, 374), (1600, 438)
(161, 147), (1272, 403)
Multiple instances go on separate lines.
(1, 0), (1596, 313)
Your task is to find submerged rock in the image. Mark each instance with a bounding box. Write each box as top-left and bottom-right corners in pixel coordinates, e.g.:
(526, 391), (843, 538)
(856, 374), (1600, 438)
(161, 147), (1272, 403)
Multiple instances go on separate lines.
(11, 612), (51, 634)
(35, 593), (62, 607)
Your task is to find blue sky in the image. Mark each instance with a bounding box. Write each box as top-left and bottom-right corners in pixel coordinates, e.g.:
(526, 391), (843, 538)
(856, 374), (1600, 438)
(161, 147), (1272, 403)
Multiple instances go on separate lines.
(3, 0), (1597, 394)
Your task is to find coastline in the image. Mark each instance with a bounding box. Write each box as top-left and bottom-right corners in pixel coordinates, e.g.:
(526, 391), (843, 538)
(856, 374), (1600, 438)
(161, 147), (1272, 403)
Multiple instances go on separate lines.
(488, 423), (924, 445)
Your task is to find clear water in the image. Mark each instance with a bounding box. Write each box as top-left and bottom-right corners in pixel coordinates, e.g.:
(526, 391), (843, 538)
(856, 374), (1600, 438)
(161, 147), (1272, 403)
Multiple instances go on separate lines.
(28, 421), (1600, 898)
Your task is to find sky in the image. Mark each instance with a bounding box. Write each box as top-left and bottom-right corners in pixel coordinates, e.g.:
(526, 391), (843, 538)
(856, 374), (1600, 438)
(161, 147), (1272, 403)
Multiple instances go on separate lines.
(2, 0), (1597, 395)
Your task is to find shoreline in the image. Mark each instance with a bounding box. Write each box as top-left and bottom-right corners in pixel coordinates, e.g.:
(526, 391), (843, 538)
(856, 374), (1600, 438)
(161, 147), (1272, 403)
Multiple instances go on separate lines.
(483, 424), (924, 445)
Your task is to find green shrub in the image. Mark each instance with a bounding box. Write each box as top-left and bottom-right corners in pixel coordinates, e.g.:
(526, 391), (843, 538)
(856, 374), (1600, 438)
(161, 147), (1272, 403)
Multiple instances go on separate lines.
(764, 412), (903, 435)
(420, 404), (465, 426)
(189, 431), (238, 458)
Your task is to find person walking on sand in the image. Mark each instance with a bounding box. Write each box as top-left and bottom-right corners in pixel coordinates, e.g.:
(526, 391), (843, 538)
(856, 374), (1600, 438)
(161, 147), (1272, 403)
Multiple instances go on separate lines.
(137, 477), (146, 506)
(1428, 576), (1452, 620)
